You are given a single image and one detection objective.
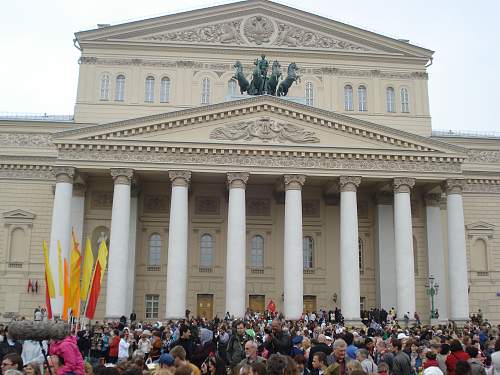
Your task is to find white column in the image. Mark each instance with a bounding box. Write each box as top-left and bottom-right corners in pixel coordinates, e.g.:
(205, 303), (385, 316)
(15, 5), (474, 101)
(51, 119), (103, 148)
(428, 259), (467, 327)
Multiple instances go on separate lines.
(126, 186), (139, 317)
(339, 176), (362, 324)
(445, 179), (469, 323)
(425, 193), (449, 322)
(225, 172), (249, 318)
(393, 177), (416, 319)
(48, 166), (75, 316)
(374, 192), (397, 310)
(71, 182), (86, 246)
(165, 170), (191, 319)
(105, 168), (133, 319)
(283, 174), (305, 320)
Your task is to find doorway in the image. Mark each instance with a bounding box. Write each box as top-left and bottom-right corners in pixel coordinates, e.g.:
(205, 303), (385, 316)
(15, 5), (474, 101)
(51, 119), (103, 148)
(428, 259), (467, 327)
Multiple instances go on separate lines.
(197, 294), (214, 319)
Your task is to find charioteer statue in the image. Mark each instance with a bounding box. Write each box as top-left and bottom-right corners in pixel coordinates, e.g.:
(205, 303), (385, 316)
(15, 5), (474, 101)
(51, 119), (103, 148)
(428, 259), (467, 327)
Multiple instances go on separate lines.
(232, 54), (300, 97)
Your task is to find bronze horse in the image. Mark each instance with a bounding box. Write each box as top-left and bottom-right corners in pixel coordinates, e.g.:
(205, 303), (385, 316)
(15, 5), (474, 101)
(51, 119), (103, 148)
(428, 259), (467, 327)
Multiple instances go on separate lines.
(232, 61), (250, 94)
(265, 61), (282, 96)
(277, 62), (300, 97)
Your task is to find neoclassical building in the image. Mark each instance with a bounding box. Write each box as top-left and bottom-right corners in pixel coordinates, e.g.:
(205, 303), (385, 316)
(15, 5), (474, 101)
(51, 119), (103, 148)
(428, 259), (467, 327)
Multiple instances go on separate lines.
(1, 0), (499, 324)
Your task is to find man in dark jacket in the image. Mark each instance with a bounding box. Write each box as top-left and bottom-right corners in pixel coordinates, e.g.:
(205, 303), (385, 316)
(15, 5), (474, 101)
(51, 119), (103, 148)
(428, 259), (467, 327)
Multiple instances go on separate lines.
(171, 324), (194, 361)
(307, 335), (333, 370)
(264, 320), (291, 356)
(226, 321), (247, 368)
(390, 338), (411, 375)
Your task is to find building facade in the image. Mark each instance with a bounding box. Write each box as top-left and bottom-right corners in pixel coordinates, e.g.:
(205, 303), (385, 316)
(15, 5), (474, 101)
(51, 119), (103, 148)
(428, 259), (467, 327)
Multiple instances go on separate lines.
(1, 0), (499, 323)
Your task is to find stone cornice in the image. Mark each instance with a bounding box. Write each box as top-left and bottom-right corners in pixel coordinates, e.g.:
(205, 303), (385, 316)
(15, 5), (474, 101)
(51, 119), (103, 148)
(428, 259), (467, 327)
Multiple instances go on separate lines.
(0, 163), (53, 180)
(0, 133), (54, 148)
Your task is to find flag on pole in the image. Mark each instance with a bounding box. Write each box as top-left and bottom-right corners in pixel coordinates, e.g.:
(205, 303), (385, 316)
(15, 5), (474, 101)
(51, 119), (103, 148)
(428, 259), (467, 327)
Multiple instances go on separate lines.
(42, 240), (55, 319)
(85, 240), (108, 320)
(28, 279), (32, 294)
(81, 238), (94, 302)
(57, 241), (63, 296)
(44, 273), (53, 319)
(62, 258), (70, 321)
(69, 231), (82, 316)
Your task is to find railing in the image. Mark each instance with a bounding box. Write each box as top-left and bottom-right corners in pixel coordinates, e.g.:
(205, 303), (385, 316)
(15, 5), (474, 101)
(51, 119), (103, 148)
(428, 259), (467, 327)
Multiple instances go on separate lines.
(147, 265), (161, 272)
(199, 267), (213, 273)
(0, 112), (74, 122)
(432, 129), (500, 139)
(477, 271), (489, 276)
(250, 268), (264, 275)
(303, 268), (315, 275)
(8, 262), (23, 269)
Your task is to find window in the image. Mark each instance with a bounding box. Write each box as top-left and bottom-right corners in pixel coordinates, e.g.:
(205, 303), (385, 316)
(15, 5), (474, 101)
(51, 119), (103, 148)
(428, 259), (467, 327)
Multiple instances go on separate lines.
(145, 294), (159, 319)
(160, 77), (171, 103)
(413, 236), (418, 275)
(228, 79), (237, 96)
(358, 85), (367, 111)
(115, 75), (125, 101)
(9, 227), (27, 263)
(251, 235), (264, 268)
(200, 233), (213, 267)
(148, 233), (162, 266)
(360, 296), (366, 312)
(386, 87), (395, 112)
(145, 76), (155, 102)
(201, 77), (211, 104)
(401, 87), (410, 113)
(472, 239), (488, 271)
(305, 82), (314, 106)
(100, 74), (110, 100)
(303, 236), (314, 269)
(344, 85), (353, 111)
(359, 237), (364, 274)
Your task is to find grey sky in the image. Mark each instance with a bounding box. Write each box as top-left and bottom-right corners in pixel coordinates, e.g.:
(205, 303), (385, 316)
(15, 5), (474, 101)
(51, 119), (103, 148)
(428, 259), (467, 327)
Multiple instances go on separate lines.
(0, 0), (498, 132)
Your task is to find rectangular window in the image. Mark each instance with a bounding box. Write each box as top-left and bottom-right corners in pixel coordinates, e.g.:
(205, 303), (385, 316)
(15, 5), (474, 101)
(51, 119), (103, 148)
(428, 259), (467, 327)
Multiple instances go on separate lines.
(145, 294), (159, 319)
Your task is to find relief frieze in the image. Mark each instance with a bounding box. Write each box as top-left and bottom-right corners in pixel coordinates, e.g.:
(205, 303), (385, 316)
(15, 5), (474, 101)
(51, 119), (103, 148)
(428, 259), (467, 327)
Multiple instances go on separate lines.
(466, 150), (500, 163)
(0, 133), (53, 147)
(246, 198), (271, 216)
(91, 191), (113, 209)
(195, 196), (220, 215)
(302, 199), (320, 217)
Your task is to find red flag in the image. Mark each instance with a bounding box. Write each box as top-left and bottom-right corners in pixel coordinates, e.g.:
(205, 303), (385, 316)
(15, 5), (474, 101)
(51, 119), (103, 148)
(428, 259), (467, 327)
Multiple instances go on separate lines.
(35, 281), (39, 294)
(267, 299), (276, 313)
(28, 279), (32, 293)
(85, 240), (108, 320)
(44, 273), (53, 319)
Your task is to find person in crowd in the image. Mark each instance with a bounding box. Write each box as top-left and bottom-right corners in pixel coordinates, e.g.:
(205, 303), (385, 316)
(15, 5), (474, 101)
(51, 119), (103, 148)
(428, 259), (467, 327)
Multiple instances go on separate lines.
(170, 346), (201, 375)
(311, 353), (328, 375)
(118, 333), (131, 362)
(390, 339), (411, 375)
(227, 321), (247, 368)
(357, 349), (377, 374)
(267, 354), (288, 375)
(192, 329), (216, 369)
(344, 334), (357, 361)
(239, 341), (265, 367)
(490, 338), (500, 375)
(264, 321), (291, 356)
(308, 336), (332, 370)
(1, 353), (23, 373)
(0, 328), (22, 364)
(295, 355), (310, 375)
(377, 362), (390, 375)
(345, 360), (363, 375)
(454, 361), (471, 375)
(150, 331), (163, 362)
(446, 340), (469, 375)
(158, 353), (176, 372)
(327, 339), (351, 375)
(172, 326), (194, 362)
(49, 333), (85, 375)
(465, 346), (486, 375)
(108, 330), (120, 364)
(137, 334), (151, 360)
(375, 340), (393, 371)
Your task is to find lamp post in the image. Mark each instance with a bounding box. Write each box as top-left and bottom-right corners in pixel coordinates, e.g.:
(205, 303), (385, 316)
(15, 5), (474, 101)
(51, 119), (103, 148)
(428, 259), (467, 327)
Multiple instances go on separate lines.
(425, 275), (440, 319)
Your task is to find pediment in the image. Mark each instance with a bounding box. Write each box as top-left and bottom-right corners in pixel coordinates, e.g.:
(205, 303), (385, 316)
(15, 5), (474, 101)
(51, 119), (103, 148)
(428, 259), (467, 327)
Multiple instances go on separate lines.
(75, 1), (432, 58)
(2, 209), (36, 221)
(55, 96), (466, 158)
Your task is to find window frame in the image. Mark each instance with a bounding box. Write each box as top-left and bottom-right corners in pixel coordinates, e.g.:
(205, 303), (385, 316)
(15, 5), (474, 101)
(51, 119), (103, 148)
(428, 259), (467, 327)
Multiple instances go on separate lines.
(344, 85), (353, 111)
(200, 233), (214, 267)
(148, 233), (162, 266)
(145, 75), (155, 103)
(201, 77), (211, 104)
(386, 87), (396, 113)
(250, 234), (264, 268)
(400, 87), (410, 113)
(358, 85), (367, 112)
(145, 294), (159, 319)
(305, 81), (314, 106)
(160, 76), (171, 103)
(303, 236), (314, 269)
(100, 73), (110, 101)
(115, 74), (125, 102)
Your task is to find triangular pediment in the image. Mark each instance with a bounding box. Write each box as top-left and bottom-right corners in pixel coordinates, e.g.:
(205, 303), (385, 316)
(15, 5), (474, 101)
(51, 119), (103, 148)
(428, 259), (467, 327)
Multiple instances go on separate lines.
(2, 209), (36, 221)
(75, 0), (432, 58)
(55, 96), (465, 158)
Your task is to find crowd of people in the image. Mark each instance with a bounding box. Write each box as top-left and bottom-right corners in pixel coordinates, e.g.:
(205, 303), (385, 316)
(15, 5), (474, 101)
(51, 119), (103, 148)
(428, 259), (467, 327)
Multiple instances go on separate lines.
(0, 308), (498, 375)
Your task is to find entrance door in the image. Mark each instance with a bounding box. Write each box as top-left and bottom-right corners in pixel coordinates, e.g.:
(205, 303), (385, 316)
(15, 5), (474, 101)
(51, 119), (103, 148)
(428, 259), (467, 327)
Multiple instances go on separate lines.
(249, 295), (265, 313)
(303, 295), (317, 313)
(197, 294), (213, 319)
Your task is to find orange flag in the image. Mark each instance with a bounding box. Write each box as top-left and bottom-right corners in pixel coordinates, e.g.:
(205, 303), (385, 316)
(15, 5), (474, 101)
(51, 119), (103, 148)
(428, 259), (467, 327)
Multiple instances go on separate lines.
(69, 231), (82, 316)
(85, 240), (108, 320)
(62, 258), (70, 320)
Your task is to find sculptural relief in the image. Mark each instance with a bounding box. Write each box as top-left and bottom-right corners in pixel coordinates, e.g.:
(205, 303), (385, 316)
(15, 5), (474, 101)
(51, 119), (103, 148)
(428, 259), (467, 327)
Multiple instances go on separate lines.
(243, 16), (275, 45)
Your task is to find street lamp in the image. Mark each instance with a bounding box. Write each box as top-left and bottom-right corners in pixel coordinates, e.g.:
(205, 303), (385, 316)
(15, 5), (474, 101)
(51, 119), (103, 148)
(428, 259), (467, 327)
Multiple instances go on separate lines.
(425, 275), (440, 319)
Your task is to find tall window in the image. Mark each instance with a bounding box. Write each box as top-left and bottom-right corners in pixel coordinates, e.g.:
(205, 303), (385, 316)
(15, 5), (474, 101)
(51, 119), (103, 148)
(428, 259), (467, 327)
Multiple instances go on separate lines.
(344, 85), (353, 111)
(401, 87), (410, 113)
(200, 233), (213, 267)
(201, 77), (211, 104)
(358, 85), (367, 111)
(251, 235), (264, 268)
(472, 239), (488, 271)
(145, 294), (159, 319)
(228, 79), (237, 96)
(145, 76), (155, 102)
(386, 87), (395, 112)
(359, 237), (364, 273)
(148, 233), (162, 266)
(303, 236), (314, 269)
(100, 74), (110, 100)
(305, 82), (314, 106)
(115, 75), (125, 101)
(160, 77), (171, 103)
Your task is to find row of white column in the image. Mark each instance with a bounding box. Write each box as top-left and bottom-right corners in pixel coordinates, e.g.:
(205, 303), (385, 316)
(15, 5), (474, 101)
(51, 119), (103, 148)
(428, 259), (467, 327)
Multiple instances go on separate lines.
(48, 167), (469, 322)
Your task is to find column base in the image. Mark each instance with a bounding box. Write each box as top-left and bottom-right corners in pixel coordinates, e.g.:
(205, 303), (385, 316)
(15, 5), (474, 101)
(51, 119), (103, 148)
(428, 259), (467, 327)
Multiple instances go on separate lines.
(343, 319), (363, 328)
(450, 319), (469, 327)
(430, 318), (449, 326)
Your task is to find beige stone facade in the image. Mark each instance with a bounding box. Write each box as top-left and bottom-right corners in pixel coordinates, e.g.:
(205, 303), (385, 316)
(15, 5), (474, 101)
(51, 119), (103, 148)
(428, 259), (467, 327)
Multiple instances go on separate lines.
(0, 0), (499, 323)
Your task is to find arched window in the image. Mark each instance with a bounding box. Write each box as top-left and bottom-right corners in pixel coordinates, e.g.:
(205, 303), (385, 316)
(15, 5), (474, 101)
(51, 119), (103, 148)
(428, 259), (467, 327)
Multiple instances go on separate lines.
(358, 85), (367, 111)
(386, 87), (395, 112)
(472, 239), (488, 271)
(160, 77), (171, 103)
(9, 227), (27, 263)
(358, 237), (364, 273)
(413, 236), (418, 275)
(115, 75), (125, 101)
(228, 79), (237, 96)
(305, 82), (314, 106)
(251, 235), (264, 268)
(303, 236), (314, 269)
(201, 77), (211, 104)
(344, 85), (353, 111)
(401, 87), (410, 113)
(145, 76), (155, 102)
(200, 233), (213, 267)
(148, 233), (162, 266)
(100, 74), (110, 100)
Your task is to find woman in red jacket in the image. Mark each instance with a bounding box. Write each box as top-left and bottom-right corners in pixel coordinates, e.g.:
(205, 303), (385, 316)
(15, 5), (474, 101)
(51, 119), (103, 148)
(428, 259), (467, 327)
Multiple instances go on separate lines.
(108, 329), (120, 364)
(446, 339), (470, 375)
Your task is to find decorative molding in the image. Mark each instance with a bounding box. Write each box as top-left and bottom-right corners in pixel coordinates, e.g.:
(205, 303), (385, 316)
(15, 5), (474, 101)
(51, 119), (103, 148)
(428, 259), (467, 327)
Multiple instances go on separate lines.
(466, 150), (500, 164)
(393, 177), (415, 193)
(210, 118), (320, 143)
(444, 179), (465, 195)
(2, 209), (36, 222)
(0, 133), (53, 147)
(0, 164), (53, 180)
(91, 191), (113, 209)
(52, 166), (75, 183)
(463, 180), (500, 193)
(195, 196), (220, 215)
(227, 172), (249, 189)
(284, 174), (306, 190)
(143, 194), (169, 213)
(339, 176), (361, 192)
(169, 170), (191, 187)
(424, 193), (442, 207)
(302, 199), (320, 217)
(246, 198), (271, 216)
(110, 168), (134, 185)
(243, 16), (274, 45)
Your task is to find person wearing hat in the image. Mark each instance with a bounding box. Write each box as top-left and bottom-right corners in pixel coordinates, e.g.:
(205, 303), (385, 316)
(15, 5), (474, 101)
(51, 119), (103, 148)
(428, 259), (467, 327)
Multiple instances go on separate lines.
(291, 336), (305, 357)
(158, 353), (176, 371)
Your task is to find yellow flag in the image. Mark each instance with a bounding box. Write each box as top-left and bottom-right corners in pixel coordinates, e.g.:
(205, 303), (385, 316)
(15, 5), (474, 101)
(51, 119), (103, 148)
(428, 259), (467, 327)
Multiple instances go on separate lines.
(42, 240), (56, 298)
(81, 238), (94, 302)
(69, 231), (81, 316)
(57, 241), (63, 296)
(97, 240), (109, 283)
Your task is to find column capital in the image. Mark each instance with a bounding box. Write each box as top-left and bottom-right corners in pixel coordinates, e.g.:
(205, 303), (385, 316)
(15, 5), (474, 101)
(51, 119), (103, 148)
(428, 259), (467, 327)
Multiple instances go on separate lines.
(227, 172), (249, 189)
(52, 166), (75, 183)
(444, 179), (465, 195)
(393, 177), (415, 193)
(339, 176), (362, 192)
(425, 193), (442, 207)
(111, 168), (134, 185)
(169, 170), (191, 187)
(284, 174), (306, 190)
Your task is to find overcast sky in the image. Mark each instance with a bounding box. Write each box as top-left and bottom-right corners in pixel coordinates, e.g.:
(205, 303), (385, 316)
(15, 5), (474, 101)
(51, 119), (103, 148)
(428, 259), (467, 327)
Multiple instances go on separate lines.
(0, 0), (498, 133)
